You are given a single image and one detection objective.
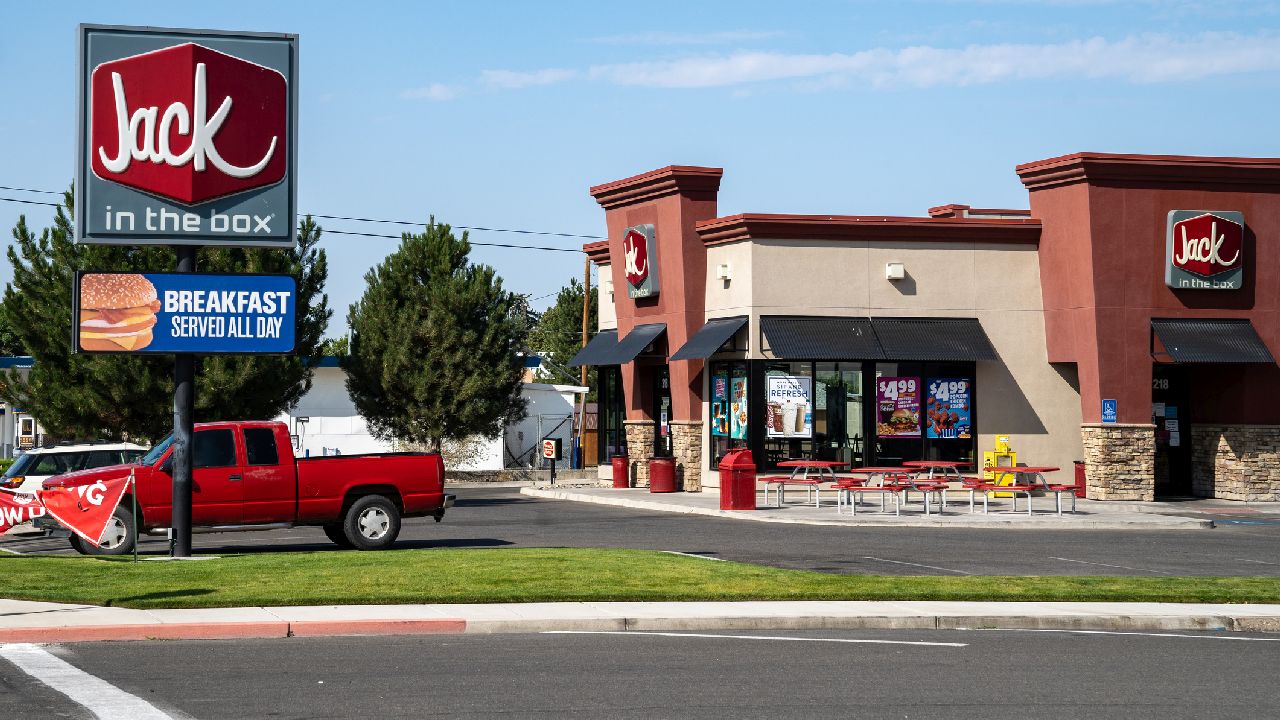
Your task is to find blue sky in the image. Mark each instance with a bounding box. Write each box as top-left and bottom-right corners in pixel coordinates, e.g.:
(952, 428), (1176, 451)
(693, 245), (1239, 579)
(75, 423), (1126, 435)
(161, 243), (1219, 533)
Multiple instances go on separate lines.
(2, 1), (1279, 336)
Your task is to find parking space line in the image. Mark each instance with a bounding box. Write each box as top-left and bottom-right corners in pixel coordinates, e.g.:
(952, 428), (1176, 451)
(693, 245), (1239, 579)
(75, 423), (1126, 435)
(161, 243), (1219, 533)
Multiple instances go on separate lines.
(661, 551), (726, 561)
(543, 631), (967, 647)
(1235, 558), (1280, 566)
(973, 628), (1280, 642)
(0, 643), (176, 719)
(1048, 556), (1172, 574)
(862, 556), (972, 575)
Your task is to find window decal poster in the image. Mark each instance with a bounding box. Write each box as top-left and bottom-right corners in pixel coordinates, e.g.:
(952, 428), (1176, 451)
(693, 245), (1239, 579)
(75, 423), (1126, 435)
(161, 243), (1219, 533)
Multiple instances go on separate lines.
(711, 374), (729, 438)
(876, 376), (920, 437)
(765, 375), (811, 438)
(729, 374), (748, 440)
(74, 272), (296, 354)
(926, 378), (971, 439)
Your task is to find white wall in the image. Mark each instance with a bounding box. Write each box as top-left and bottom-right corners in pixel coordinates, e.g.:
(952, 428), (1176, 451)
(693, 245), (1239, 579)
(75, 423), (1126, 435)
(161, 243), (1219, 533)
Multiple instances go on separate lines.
(502, 382), (589, 468)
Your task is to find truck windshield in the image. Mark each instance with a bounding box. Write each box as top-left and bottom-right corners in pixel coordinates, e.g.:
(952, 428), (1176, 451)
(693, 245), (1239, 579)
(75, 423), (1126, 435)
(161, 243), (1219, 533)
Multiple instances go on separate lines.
(142, 434), (174, 465)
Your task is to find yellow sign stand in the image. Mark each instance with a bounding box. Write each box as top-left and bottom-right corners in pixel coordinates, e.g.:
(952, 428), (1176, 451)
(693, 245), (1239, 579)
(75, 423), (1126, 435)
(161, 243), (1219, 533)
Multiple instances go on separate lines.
(983, 435), (1017, 497)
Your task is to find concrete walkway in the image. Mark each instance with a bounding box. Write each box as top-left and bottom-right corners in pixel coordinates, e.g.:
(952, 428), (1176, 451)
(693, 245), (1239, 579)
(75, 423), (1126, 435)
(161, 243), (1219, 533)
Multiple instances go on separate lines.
(0, 598), (1276, 643)
(521, 486), (1215, 529)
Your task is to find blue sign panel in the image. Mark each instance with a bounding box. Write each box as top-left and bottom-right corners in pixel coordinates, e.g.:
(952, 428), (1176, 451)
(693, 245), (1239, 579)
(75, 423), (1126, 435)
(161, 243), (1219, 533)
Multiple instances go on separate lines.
(1101, 399), (1118, 424)
(75, 272), (296, 354)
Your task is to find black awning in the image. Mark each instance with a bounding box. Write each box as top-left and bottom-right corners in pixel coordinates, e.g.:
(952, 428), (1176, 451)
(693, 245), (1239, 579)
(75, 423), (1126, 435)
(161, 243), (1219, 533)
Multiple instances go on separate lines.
(870, 318), (999, 361)
(567, 329), (619, 367)
(608, 323), (667, 364)
(760, 316), (885, 360)
(670, 316), (748, 360)
(1151, 319), (1275, 364)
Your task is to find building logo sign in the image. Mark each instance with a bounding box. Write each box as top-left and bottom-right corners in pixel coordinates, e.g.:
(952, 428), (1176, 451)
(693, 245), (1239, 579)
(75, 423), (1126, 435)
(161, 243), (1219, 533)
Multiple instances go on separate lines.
(622, 224), (660, 299)
(77, 25), (298, 247)
(1165, 211), (1244, 290)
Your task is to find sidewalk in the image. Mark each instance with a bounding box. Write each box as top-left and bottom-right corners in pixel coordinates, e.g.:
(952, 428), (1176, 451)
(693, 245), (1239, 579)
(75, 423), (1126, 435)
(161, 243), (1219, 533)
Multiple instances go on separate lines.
(521, 486), (1215, 529)
(0, 598), (1277, 643)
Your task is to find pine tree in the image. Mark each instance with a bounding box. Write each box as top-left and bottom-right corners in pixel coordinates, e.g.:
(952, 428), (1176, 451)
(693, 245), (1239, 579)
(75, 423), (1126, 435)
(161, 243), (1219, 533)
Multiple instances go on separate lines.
(528, 277), (597, 396)
(344, 219), (527, 450)
(0, 188), (331, 441)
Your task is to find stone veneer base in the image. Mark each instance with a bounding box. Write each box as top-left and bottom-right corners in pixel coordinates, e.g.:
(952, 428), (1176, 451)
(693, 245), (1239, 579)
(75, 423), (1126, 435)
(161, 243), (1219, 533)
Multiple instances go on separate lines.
(623, 421), (656, 488)
(1191, 424), (1280, 501)
(670, 420), (704, 492)
(1081, 424), (1155, 501)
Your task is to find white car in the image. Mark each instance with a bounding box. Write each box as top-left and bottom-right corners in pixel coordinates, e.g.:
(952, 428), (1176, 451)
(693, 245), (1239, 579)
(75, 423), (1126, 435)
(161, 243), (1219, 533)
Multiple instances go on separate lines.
(1, 442), (148, 495)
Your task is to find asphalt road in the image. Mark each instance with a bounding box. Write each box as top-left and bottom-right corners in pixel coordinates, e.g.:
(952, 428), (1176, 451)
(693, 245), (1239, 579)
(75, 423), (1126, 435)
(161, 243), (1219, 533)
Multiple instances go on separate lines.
(4, 486), (1280, 576)
(3, 629), (1280, 719)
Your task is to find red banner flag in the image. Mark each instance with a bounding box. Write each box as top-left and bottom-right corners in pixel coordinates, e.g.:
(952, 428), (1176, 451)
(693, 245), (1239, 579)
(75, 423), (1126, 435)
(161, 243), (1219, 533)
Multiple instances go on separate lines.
(0, 490), (46, 534)
(37, 475), (130, 547)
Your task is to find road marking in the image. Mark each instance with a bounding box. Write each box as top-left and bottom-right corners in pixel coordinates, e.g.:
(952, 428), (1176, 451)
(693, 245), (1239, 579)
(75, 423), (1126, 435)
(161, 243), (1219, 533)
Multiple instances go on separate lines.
(0, 643), (175, 719)
(542, 631), (967, 647)
(0, 546), (24, 555)
(661, 551), (726, 561)
(1236, 558), (1280, 566)
(974, 629), (1280, 642)
(1048, 556), (1172, 575)
(862, 556), (972, 575)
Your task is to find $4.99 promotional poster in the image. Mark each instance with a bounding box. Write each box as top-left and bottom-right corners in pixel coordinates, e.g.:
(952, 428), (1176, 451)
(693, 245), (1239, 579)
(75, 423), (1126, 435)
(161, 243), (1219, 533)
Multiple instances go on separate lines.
(74, 272), (296, 354)
(926, 378), (971, 439)
(876, 376), (920, 437)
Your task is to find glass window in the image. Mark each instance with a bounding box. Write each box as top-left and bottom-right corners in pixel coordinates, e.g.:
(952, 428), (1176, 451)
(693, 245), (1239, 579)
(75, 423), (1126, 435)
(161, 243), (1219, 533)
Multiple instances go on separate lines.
(762, 362), (815, 467)
(142, 435), (173, 466)
(194, 430), (237, 469)
(27, 452), (85, 475)
(83, 450), (123, 469)
(709, 361), (749, 463)
(244, 428), (280, 466)
(597, 366), (626, 463)
(122, 450), (146, 463)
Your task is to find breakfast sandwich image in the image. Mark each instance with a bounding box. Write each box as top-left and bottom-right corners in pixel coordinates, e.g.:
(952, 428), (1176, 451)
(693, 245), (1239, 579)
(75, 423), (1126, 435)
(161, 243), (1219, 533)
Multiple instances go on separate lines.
(78, 274), (160, 352)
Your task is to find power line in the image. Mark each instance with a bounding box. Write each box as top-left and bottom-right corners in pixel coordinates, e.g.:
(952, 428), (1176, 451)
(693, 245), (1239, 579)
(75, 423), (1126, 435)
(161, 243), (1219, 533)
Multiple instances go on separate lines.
(324, 228), (581, 253)
(0, 183), (605, 241)
(0, 196), (62, 208)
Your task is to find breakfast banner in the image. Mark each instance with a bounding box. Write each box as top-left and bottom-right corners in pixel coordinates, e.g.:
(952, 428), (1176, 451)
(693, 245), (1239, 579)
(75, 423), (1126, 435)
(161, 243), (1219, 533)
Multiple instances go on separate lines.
(74, 272), (296, 354)
(876, 376), (921, 437)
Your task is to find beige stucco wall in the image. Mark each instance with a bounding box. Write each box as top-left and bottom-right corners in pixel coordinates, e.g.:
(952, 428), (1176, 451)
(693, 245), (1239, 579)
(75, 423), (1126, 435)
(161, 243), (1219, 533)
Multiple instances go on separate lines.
(697, 238), (1082, 482)
(596, 263), (617, 330)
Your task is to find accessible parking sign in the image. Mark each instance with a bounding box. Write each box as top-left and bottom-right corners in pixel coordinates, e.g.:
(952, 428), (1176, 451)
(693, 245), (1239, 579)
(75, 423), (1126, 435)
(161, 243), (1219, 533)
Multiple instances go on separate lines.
(74, 272), (296, 354)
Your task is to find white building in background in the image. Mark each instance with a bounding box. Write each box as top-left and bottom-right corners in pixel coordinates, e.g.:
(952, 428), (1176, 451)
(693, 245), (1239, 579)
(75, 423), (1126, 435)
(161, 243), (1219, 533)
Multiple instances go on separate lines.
(275, 357), (587, 471)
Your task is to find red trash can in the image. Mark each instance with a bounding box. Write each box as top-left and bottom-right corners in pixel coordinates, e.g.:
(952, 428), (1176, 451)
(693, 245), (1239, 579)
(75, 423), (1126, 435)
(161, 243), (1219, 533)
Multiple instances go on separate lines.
(611, 454), (630, 488)
(718, 449), (757, 510)
(1073, 460), (1087, 499)
(649, 457), (677, 493)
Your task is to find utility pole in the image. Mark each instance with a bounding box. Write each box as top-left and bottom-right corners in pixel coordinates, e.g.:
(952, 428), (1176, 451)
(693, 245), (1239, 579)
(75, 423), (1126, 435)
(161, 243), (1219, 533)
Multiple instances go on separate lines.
(579, 256), (590, 467)
(171, 246), (195, 558)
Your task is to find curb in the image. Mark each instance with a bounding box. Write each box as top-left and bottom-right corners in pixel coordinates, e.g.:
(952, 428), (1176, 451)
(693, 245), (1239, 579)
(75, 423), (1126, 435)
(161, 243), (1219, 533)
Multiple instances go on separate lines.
(520, 488), (1215, 530)
(2, 613), (1277, 643)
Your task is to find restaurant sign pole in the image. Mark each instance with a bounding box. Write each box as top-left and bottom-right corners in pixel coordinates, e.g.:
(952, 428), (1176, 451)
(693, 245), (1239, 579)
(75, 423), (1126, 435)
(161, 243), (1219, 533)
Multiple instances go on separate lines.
(75, 24), (299, 557)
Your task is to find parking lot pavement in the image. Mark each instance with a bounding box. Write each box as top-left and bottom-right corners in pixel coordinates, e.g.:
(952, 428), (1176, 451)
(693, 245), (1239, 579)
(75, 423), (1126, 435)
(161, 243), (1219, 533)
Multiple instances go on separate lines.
(4, 487), (1280, 576)
(4, 629), (1280, 719)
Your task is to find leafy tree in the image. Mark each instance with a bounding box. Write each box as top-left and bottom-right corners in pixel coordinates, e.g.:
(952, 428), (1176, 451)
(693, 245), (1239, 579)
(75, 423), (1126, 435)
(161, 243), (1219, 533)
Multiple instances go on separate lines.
(528, 277), (597, 396)
(0, 188), (331, 441)
(344, 219), (527, 451)
(318, 335), (349, 357)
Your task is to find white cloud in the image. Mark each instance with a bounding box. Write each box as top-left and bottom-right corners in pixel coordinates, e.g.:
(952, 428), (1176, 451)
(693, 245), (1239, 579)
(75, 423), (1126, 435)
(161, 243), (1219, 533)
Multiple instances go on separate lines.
(587, 30), (785, 46)
(480, 68), (577, 89)
(581, 32), (1280, 89)
(400, 83), (459, 101)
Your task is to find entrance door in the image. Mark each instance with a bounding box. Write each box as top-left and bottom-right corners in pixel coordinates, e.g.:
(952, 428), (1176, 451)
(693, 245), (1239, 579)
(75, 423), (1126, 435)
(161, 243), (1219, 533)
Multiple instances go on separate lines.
(1152, 365), (1192, 497)
(653, 366), (672, 456)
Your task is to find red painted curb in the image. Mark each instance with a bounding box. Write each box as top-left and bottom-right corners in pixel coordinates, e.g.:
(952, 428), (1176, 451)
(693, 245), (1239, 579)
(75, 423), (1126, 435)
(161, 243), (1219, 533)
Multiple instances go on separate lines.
(287, 619), (467, 637)
(0, 621), (291, 643)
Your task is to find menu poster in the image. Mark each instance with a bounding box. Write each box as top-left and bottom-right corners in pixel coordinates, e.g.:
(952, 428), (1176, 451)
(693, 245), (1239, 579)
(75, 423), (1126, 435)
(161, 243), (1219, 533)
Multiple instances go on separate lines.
(765, 375), (812, 439)
(876, 376), (921, 437)
(711, 375), (729, 437)
(926, 378), (972, 439)
(729, 375), (749, 440)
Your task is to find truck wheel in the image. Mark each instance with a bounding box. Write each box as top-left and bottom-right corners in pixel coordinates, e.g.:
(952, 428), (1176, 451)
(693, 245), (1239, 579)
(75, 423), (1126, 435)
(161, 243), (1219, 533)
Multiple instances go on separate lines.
(342, 495), (401, 551)
(69, 506), (136, 556)
(323, 523), (354, 549)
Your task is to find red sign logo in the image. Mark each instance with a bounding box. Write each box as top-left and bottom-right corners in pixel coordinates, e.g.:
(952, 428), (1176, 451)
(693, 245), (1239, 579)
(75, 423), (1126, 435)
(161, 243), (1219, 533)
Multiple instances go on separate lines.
(90, 43), (288, 205)
(623, 228), (650, 288)
(1170, 213), (1242, 277)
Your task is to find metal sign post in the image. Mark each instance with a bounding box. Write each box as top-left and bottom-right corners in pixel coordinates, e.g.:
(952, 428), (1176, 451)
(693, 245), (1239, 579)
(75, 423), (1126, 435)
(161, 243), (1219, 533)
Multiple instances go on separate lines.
(171, 247), (196, 557)
(542, 438), (562, 484)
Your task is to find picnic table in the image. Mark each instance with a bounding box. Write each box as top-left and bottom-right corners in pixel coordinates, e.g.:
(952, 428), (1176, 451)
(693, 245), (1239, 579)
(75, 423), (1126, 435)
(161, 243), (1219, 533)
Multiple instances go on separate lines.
(902, 460), (970, 482)
(837, 467), (948, 515)
(762, 460), (849, 507)
(971, 466), (1076, 515)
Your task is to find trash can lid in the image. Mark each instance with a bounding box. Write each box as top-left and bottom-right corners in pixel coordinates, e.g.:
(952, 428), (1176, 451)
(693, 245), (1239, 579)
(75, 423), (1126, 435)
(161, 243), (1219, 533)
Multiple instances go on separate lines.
(719, 449), (755, 469)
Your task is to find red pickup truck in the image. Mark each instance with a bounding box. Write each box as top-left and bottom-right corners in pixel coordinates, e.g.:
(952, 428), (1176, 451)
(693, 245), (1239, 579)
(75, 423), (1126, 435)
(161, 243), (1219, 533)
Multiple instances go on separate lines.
(40, 420), (453, 555)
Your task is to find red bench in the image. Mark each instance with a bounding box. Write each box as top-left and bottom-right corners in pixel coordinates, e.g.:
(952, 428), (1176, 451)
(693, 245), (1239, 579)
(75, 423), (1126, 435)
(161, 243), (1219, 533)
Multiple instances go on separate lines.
(970, 483), (1037, 515)
(834, 484), (904, 515)
(760, 476), (827, 508)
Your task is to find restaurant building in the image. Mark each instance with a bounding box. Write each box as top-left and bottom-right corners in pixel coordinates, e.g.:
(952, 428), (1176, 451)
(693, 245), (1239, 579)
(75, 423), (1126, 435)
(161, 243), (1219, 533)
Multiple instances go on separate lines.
(572, 153), (1280, 502)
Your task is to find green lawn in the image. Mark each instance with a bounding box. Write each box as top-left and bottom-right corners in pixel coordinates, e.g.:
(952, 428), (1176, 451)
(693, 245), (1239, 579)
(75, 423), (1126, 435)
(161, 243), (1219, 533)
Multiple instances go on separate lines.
(1, 548), (1277, 609)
